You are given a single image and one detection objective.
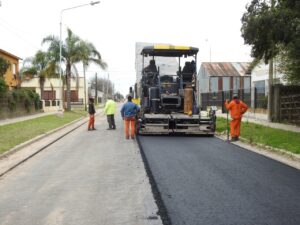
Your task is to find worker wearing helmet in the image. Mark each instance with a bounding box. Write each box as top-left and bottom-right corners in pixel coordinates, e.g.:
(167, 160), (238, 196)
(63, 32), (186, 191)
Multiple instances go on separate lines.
(225, 95), (248, 141)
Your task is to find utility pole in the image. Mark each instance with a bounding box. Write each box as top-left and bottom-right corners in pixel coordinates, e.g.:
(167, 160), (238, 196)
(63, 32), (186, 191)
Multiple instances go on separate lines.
(102, 76), (105, 103)
(268, 0), (275, 122)
(106, 73), (110, 100)
(95, 73), (98, 105)
(83, 64), (87, 111)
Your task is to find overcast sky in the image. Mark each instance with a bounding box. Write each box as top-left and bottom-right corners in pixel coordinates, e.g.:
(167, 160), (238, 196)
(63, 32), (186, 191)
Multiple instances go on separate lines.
(0, 0), (252, 95)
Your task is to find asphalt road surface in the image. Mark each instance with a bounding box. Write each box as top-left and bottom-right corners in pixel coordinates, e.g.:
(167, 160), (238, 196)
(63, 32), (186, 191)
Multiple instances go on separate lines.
(138, 136), (300, 225)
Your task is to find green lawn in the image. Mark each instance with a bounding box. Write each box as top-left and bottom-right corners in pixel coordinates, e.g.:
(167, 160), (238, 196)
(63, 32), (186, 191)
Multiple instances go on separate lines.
(0, 110), (87, 154)
(216, 117), (300, 154)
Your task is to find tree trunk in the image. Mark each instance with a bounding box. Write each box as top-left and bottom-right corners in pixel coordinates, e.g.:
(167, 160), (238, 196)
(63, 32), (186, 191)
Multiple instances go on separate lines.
(268, 59), (273, 122)
(83, 64), (87, 111)
(66, 63), (72, 111)
(39, 77), (45, 100)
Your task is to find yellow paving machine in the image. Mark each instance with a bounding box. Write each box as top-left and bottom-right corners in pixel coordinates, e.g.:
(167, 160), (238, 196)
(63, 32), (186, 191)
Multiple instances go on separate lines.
(136, 45), (216, 135)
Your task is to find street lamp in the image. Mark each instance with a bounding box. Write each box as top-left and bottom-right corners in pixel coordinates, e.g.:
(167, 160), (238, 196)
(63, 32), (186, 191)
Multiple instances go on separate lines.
(205, 39), (212, 63)
(59, 1), (100, 113)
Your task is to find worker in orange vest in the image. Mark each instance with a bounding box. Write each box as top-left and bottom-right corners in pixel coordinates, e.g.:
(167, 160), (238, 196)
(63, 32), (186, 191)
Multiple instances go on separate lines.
(225, 95), (248, 141)
(88, 98), (96, 131)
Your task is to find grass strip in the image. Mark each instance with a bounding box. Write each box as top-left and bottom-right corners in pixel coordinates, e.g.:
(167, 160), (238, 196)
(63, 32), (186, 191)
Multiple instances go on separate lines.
(216, 117), (300, 154)
(0, 110), (87, 154)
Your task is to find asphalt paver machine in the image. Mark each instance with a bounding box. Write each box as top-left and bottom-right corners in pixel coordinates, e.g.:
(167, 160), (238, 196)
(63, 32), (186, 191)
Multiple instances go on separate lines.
(136, 45), (216, 135)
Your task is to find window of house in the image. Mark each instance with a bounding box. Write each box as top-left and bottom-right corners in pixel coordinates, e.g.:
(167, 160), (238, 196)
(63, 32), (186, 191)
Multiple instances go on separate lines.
(233, 77), (240, 94)
(223, 77), (230, 91)
(64, 90), (79, 102)
(43, 91), (56, 100)
(209, 77), (218, 93)
(12, 63), (16, 75)
(254, 80), (265, 94)
(244, 76), (251, 93)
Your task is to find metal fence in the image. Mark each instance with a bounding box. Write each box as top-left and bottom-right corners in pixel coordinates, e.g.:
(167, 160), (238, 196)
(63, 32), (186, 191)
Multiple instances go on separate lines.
(200, 87), (267, 112)
(273, 85), (300, 124)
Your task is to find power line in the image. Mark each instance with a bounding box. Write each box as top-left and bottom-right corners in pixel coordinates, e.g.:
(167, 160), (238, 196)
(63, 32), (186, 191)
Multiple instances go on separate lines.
(0, 17), (40, 50)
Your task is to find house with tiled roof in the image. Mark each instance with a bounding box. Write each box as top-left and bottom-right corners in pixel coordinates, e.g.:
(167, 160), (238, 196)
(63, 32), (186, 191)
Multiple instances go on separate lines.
(0, 49), (22, 89)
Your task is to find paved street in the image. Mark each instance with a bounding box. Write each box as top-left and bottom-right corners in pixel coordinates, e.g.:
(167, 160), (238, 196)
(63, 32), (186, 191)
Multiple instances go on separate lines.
(139, 136), (300, 225)
(0, 108), (300, 225)
(0, 112), (162, 225)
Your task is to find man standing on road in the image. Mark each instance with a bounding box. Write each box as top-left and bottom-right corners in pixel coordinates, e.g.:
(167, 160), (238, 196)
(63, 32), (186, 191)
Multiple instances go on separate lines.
(225, 95), (248, 141)
(104, 97), (117, 130)
(88, 98), (96, 131)
(120, 95), (140, 139)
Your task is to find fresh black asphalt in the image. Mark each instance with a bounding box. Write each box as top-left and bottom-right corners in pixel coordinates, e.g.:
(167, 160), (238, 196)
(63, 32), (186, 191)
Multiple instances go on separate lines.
(138, 136), (300, 225)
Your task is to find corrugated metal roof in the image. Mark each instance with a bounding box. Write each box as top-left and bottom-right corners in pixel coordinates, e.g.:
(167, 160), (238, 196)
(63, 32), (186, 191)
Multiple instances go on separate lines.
(201, 62), (251, 77)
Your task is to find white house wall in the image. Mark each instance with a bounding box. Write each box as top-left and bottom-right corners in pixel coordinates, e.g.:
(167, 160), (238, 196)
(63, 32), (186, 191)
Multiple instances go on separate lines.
(197, 66), (210, 93)
(251, 62), (284, 86)
(21, 77), (85, 100)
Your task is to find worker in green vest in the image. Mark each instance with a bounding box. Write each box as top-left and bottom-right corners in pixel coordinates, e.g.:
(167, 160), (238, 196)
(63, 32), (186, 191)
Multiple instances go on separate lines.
(104, 97), (117, 130)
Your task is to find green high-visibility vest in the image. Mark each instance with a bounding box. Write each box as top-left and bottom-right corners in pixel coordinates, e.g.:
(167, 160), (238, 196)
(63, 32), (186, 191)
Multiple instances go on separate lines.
(104, 100), (116, 115)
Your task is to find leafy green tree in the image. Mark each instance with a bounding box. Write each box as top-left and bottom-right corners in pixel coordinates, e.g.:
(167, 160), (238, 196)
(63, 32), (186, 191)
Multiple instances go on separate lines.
(0, 56), (10, 77)
(43, 28), (108, 111)
(241, 0), (300, 82)
(22, 50), (57, 99)
(114, 91), (124, 101)
(43, 28), (83, 111)
(78, 40), (107, 110)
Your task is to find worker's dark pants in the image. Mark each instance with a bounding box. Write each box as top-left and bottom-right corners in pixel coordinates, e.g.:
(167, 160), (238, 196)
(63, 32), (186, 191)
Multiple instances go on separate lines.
(107, 114), (116, 129)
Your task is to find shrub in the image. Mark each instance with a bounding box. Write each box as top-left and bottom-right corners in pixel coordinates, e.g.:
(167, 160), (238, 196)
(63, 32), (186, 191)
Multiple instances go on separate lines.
(0, 78), (8, 97)
(7, 92), (16, 111)
(0, 56), (10, 77)
(5, 89), (41, 112)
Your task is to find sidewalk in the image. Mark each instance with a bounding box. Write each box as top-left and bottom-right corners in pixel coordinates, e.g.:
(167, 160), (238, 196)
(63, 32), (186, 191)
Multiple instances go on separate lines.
(0, 105), (103, 127)
(0, 111), (58, 126)
(216, 111), (300, 133)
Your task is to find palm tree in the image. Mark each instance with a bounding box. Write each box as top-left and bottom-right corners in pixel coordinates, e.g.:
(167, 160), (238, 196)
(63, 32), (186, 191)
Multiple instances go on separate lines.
(77, 40), (107, 110)
(43, 28), (83, 111)
(22, 50), (57, 100)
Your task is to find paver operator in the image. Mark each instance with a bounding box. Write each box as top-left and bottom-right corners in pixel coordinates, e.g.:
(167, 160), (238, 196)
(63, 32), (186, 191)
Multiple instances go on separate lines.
(120, 95), (140, 139)
(225, 95), (248, 141)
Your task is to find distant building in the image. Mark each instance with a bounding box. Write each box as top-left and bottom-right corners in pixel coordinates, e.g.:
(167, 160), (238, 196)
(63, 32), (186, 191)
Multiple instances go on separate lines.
(22, 77), (85, 101)
(251, 61), (285, 96)
(21, 77), (86, 110)
(0, 48), (22, 89)
(198, 62), (251, 94)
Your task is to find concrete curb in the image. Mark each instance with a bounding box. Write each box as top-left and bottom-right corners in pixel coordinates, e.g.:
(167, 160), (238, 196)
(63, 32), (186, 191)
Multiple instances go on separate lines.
(0, 110), (103, 160)
(216, 132), (300, 170)
(0, 118), (88, 177)
(0, 110), (103, 177)
(0, 117), (86, 161)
